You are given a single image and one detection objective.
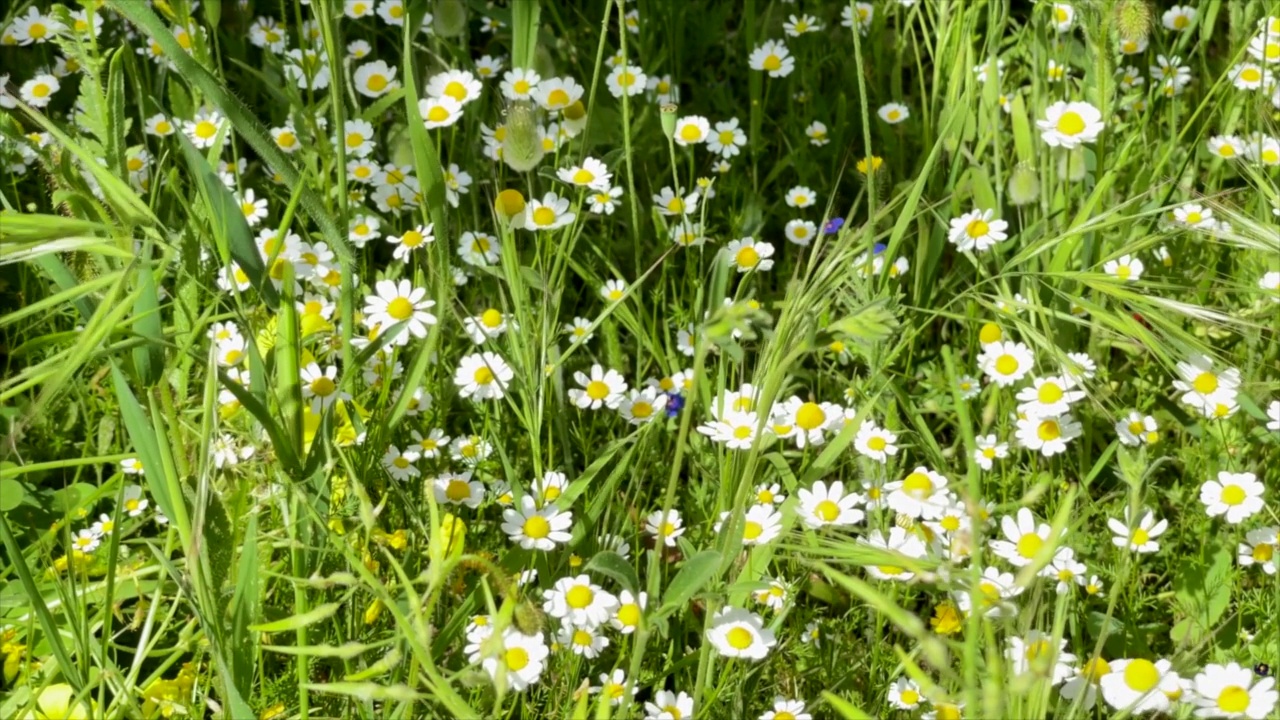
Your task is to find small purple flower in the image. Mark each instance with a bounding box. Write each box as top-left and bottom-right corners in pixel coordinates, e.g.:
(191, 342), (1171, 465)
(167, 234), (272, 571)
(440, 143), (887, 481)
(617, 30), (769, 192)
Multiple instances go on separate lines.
(664, 392), (685, 417)
(823, 217), (844, 235)
(873, 242), (887, 255)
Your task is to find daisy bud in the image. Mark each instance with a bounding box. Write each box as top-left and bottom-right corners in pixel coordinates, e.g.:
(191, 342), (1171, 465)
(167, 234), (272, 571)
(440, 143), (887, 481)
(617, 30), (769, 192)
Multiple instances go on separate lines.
(1115, 0), (1151, 45)
(514, 599), (547, 635)
(433, 0), (468, 37)
(501, 100), (545, 172)
(562, 99), (588, 134)
(495, 189), (527, 227)
(1007, 163), (1040, 205)
(660, 103), (679, 140)
(364, 598), (384, 625)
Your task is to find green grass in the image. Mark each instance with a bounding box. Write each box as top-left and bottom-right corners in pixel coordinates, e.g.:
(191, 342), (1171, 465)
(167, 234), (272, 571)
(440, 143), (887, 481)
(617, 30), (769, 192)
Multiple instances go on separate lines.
(1, 0), (1280, 718)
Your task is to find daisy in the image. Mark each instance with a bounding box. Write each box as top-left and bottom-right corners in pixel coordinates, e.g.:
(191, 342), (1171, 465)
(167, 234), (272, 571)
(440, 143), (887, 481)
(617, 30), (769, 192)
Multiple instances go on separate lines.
(363, 279), (436, 342)
(1100, 658), (1183, 713)
(481, 629), (548, 692)
(948, 208), (1008, 252)
(1015, 413), (1082, 457)
(780, 219), (816, 246)
(783, 14), (821, 36)
(1049, 3), (1075, 32)
(587, 185), (623, 214)
(412, 429), (450, 458)
(673, 115), (710, 146)
(1172, 354), (1240, 411)
(419, 96), (463, 129)
(884, 467), (949, 520)
(653, 186), (700, 216)
(502, 496), (572, 551)
(345, 0), (376, 19)
(454, 352), (514, 401)
(570, 364), (628, 410)
(990, 508), (1056, 567)
(1248, 32), (1280, 64)
(1116, 411), (1159, 447)
(840, 3), (874, 33)
(608, 589), (647, 634)
(761, 698), (811, 720)
(618, 388), (667, 424)
(353, 60), (397, 98)
(785, 186), (816, 208)
(878, 103), (909, 124)
(556, 156), (611, 191)
(387, 224), (435, 260)
(1107, 508), (1167, 553)
(1191, 663), (1277, 718)
(954, 566), (1023, 618)
(706, 607), (776, 660)
(591, 669), (636, 705)
(860, 527), (929, 582)
(381, 445), (420, 481)
(1232, 62), (1269, 90)
(433, 471), (484, 508)
(450, 435), (493, 465)
(458, 231), (500, 266)
(1016, 375), (1084, 419)
(1006, 631), (1076, 685)
(463, 308), (510, 344)
(499, 68), (541, 101)
(706, 118), (747, 157)
(184, 111), (226, 149)
(973, 434), (1009, 470)
(543, 575), (618, 629)
(978, 340), (1035, 386)
(644, 509), (685, 547)
(427, 69), (482, 105)
(697, 410), (761, 450)
(144, 114), (176, 137)
(1162, 5), (1195, 31)
(605, 64), (646, 97)
(853, 422), (899, 462)
(798, 480), (865, 528)
(1238, 527), (1278, 574)
(717, 504), (783, 546)
(533, 75), (583, 112)
(748, 40), (795, 78)
(300, 363), (347, 414)
(1173, 203), (1215, 228)
(806, 121), (830, 146)
(564, 317), (594, 344)
(1042, 547), (1087, 594)
(557, 624), (609, 658)
(1103, 254), (1144, 281)
(887, 678), (926, 711)
(525, 192), (575, 231)
(1038, 101), (1104, 148)
(1200, 472), (1265, 524)
(348, 215), (381, 247)
(1269, 400), (1280, 431)
(725, 237), (775, 273)
(121, 485), (148, 516)
(645, 691), (694, 720)
(71, 528), (101, 553)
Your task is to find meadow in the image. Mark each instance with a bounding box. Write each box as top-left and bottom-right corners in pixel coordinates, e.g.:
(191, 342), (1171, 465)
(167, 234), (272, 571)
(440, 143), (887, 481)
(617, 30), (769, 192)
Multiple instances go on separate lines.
(1, 0), (1280, 718)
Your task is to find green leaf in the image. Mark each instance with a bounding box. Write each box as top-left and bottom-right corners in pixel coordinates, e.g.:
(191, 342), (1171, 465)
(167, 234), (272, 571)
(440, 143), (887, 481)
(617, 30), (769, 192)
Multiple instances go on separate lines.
(250, 601), (343, 633)
(303, 682), (424, 702)
(1171, 537), (1232, 645)
(822, 692), (875, 720)
(228, 513), (262, 702)
(0, 479), (26, 512)
(0, 212), (105, 241)
(130, 256), (165, 387)
(175, 131), (278, 307)
(658, 550), (721, 615)
(584, 551), (639, 595)
(399, 5), (448, 236)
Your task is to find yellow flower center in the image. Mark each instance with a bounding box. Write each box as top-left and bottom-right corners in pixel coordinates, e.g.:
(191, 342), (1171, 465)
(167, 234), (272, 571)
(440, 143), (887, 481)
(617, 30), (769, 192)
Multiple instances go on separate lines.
(513, 79), (531, 94)
(631, 402), (653, 418)
(566, 585), (594, 609)
(1124, 659), (1160, 691)
(1173, 15), (1188, 29)
(1221, 484), (1246, 506)
(742, 521), (763, 540)
(446, 480), (470, 501)
(1056, 111), (1085, 136)
(532, 207), (557, 226)
(1037, 420), (1061, 441)
(733, 425), (753, 440)
(814, 499), (840, 522)
(586, 380), (610, 400)
(1218, 686), (1250, 713)
(310, 376), (336, 397)
(995, 354), (1019, 376)
(505, 646), (529, 671)
(1017, 533), (1044, 559)
(763, 54), (782, 71)
(1241, 67), (1262, 83)
(1253, 543), (1275, 562)
(442, 80), (468, 101)
(400, 230), (425, 248)
(725, 627), (754, 650)
(795, 402), (826, 430)
(473, 367), (495, 385)
(1131, 528), (1150, 546)
(617, 603), (640, 627)
(900, 689), (920, 706)
(902, 472), (934, 498)
(1037, 383), (1064, 404)
(480, 309), (503, 328)
(522, 515), (550, 539)
(866, 436), (887, 452)
(426, 106), (449, 122)
(1192, 372), (1218, 394)
(386, 297), (414, 320)
(679, 124), (702, 142)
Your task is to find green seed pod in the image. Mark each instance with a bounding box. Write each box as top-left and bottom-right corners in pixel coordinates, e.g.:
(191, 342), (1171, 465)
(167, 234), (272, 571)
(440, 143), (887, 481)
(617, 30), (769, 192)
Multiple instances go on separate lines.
(1115, 0), (1151, 43)
(433, 0), (467, 37)
(513, 598), (546, 635)
(1007, 163), (1040, 206)
(502, 100), (545, 173)
(660, 103), (678, 140)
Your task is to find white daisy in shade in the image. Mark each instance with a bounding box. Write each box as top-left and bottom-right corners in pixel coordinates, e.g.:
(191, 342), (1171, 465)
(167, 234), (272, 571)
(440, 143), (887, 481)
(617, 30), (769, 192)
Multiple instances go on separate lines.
(1200, 471), (1265, 524)
(300, 363), (348, 414)
(481, 629), (548, 692)
(617, 388), (667, 425)
(502, 496), (572, 551)
(1006, 631), (1076, 685)
(525, 191), (575, 231)
(454, 352), (514, 401)
(1099, 658), (1183, 714)
(715, 503), (783, 546)
(973, 434), (1009, 470)
(1238, 527), (1278, 575)
(948, 208), (1008, 252)
(784, 219), (817, 246)
(543, 574), (618, 629)
(433, 471), (484, 508)
(557, 156), (612, 191)
(989, 507), (1057, 567)
(954, 566), (1023, 618)
(748, 39), (795, 77)
(1015, 413), (1081, 457)
(1037, 101), (1104, 148)
(381, 445), (420, 481)
(760, 697), (811, 720)
(854, 421), (899, 462)
(1172, 354), (1240, 413)
(591, 669), (637, 705)
(645, 690), (694, 720)
(353, 59), (397, 98)
(644, 509), (685, 547)
(1116, 411), (1159, 447)
(725, 237), (776, 273)
(859, 527), (928, 582)
(798, 480), (865, 528)
(1041, 547), (1087, 594)
(1107, 507), (1167, 553)
(1103, 254), (1144, 282)
(707, 118), (747, 157)
(887, 678), (925, 710)
(673, 115), (711, 146)
(427, 69), (482, 105)
(705, 607), (776, 660)
(1190, 662), (1277, 719)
